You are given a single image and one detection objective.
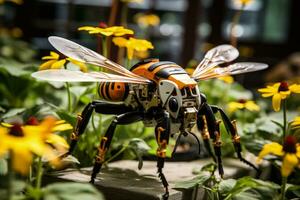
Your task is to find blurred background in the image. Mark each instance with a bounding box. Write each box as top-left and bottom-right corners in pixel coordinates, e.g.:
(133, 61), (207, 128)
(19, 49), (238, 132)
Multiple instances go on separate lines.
(2, 0), (300, 86)
(1, 0), (300, 170)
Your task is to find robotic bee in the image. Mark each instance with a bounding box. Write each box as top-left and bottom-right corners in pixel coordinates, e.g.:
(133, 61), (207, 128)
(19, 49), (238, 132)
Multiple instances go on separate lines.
(32, 36), (267, 199)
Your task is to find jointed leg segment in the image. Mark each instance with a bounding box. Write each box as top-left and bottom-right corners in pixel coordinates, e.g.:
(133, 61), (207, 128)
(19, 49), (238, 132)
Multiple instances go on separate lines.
(198, 103), (258, 178)
(90, 111), (144, 183)
(64, 100), (143, 183)
(155, 111), (170, 200)
(68, 101), (134, 155)
(211, 106), (259, 172)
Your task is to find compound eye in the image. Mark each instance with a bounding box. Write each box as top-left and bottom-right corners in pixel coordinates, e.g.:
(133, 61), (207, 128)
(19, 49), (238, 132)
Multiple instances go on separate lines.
(168, 97), (178, 112)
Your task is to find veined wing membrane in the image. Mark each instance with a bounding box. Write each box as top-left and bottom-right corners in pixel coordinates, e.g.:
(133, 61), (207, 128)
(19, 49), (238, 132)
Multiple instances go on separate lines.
(48, 36), (148, 81)
(192, 44), (239, 78)
(194, 62), (268, 80)
(32, 69), (150, 84)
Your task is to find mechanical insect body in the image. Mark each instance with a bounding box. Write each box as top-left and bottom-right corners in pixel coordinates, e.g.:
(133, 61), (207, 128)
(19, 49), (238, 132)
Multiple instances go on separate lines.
(32, 36), (268, 199)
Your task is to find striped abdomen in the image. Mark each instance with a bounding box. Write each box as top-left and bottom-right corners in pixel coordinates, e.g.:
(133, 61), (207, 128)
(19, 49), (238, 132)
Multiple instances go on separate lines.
(98, 82), (129, 101)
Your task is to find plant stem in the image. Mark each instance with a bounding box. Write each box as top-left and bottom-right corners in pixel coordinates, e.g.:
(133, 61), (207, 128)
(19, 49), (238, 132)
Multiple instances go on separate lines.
(121, 3), (128, 27)
(125, 57), (131, 69)
(35, 157), (43, 191)
(65, 82), (72, 112)
(192, 185), (199, 200)
(7, 152), (13, 200)
(102, 37), (108, 58)
(91, 113), (98, 136)
(29, 165), (32, 183)
(282, 99), (287, 143)
(103, 145), (128, 165)
(280, 176), (287, 200)
(230, 4), (245, 47)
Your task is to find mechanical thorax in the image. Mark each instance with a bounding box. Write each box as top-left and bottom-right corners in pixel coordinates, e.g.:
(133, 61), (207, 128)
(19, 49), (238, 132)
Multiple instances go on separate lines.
(128, 59), (201, 133)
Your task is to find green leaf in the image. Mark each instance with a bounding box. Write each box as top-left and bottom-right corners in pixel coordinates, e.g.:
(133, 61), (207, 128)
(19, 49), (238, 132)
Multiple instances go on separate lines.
(1, 108), (26, 119)
(0, 61), (32, 76)
(128, 138), (150, 170)
(201, 163), (217, 174)
(218, 179), (236, 195)
(271, 120), (284, 130)
(286, 184), (300, 197)
(233, 190), (261, 200)
(43, 182), (105, 200)
(173, 172), (210, 190)
(222, 177), (280, 200)
(0, 106), (5, 113)
(56, 110), (77, 126)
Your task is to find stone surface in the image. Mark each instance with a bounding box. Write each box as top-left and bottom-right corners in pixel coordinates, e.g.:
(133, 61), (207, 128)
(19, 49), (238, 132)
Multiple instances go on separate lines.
(47, 157), (257, 200)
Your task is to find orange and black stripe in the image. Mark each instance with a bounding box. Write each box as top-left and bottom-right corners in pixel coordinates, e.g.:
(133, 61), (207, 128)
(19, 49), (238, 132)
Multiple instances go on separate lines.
(131, 58), (197, 89)
(98, 82), (129, 101)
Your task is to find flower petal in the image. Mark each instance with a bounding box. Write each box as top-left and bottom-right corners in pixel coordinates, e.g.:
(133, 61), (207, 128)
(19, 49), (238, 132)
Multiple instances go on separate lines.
(272, 93), (282, 112)
(291, 117), (300, 126)
(297, 145), (300, 158)
(256, 142), (284, 163)
(112, 37), (128, 48)
(127, 47), (134, 60)
(46, 134), (69, 151)
(282, 153), (299, 177)
(289, 84), (300, 93)
(42, 51), (60, 60)
(227, 102), (244, 113)
(261, 93), (274, 98)
(245, 101), (260, 111)
(12, 149), (33, 175)
(51, 59), (66, 69)
(39, 60), (56, 70)
(67, 58), (88, 72)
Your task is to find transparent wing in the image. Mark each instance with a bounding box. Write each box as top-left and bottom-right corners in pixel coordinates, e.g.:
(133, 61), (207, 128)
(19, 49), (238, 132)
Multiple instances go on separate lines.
(193, 62), (268, 80)
(192, 44), (239, 78)
(48, 36), (149, 81)
(32, 69), (150, 84)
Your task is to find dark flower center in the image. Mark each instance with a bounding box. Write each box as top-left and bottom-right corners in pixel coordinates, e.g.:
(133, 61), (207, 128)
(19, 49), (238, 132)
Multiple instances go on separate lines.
(283, 136), (297, 153)
(238, 99), (247, 104)
(9, 124), (24, 137)
(26, 116), (39, 125)
(278, 81), (289, 92)
(98, 22), (108, 28)
(125, 34), (134, 39)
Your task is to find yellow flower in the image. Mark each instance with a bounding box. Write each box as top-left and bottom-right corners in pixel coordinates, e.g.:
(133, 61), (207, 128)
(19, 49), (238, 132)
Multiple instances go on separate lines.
(257, 136), (300, 177)
(227, 99), (260, 113)
(39, 51), (87, 72)
(291, 116), (300, 129)
(78, 26), (134, 37)
(39, 51), (66, 70)
(218, 75), (234, 84)
(0, 117), (71, 175)
(258, 82), (300, 112)
(67, 57), (88, 72)
(135, 13), (160, 28)
(113, 37), (154, 60)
